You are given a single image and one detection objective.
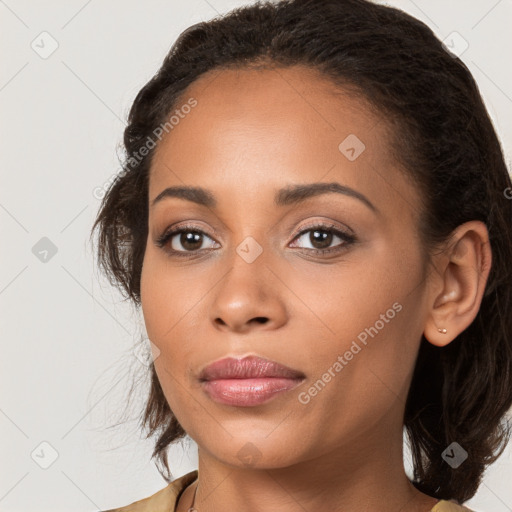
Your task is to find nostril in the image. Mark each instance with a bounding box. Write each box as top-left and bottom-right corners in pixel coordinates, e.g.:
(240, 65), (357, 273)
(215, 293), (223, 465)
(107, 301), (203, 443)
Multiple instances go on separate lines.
(253, 317), (268, 324)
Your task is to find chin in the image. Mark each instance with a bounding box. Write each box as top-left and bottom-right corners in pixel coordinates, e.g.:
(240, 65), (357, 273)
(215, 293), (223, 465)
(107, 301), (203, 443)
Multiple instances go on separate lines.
(203, 435), (306, 469)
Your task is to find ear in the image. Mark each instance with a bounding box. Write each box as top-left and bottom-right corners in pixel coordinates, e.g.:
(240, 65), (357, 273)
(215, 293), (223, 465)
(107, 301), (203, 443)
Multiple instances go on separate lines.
(423, 221), (492, 347)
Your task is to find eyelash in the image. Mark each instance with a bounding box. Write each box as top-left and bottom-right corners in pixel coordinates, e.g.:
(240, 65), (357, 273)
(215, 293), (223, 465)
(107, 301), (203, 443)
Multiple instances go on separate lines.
(155, 221), (357, 258)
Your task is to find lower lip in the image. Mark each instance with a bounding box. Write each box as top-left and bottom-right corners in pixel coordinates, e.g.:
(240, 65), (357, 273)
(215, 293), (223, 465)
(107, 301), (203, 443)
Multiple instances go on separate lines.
(201, 377), (303, 406)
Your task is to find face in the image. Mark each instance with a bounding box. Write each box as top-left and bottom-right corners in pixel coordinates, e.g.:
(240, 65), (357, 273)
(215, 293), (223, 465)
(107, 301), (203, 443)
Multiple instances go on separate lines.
(140, 65), (431, 469)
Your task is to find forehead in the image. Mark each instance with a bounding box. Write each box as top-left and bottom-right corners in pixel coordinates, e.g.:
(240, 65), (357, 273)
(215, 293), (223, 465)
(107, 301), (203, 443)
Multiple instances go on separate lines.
(148, 65), (416, 217)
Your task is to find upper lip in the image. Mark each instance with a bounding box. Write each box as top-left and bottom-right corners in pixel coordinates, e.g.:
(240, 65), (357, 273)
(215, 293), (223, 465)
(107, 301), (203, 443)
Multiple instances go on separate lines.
(199, 355), (305, 381)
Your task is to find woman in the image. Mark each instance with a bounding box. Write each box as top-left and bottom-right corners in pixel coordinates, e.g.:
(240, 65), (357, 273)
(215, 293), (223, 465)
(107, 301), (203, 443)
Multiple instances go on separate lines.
(91, 0), (512, 510)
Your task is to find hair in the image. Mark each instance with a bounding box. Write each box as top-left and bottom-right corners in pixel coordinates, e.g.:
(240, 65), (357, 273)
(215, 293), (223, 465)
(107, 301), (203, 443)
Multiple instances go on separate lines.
(90, 0), (512, 504)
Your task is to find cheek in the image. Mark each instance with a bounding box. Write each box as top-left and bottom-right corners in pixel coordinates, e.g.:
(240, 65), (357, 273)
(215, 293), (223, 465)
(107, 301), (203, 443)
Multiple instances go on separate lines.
(288, 242), (403, 337)
(296, 241), (423, 396)
(140, 248), (207, 343)
(141, 254), (200, 426)
(140, 255), (168, 343)
(140, 249), (209, 395)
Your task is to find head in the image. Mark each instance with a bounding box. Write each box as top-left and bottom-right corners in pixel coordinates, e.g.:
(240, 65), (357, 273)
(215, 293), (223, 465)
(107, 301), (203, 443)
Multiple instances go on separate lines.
(91, 0), (512, 504)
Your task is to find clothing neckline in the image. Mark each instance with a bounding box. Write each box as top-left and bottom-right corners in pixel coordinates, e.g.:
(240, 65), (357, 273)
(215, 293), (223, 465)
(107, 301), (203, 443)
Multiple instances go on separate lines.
(173, 471), (469, 512)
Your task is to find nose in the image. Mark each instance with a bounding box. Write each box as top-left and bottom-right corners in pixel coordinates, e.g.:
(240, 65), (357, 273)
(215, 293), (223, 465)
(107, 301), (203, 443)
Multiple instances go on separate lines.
(214, 313), (270, 330)
(209, 250), (288, 334)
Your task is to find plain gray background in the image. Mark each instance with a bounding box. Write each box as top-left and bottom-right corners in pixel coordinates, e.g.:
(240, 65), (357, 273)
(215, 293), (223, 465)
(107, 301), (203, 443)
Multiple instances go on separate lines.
(1, 1), (511, 511)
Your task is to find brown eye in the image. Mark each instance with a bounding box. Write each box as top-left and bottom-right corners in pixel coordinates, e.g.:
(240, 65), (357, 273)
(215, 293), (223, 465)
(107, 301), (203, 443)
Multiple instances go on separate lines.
(173, 231), (205, 251)
(156, 226), (219, 254)
(307, 229), (333, 250)
(155, 222), (356, 259)
(290, 224), (355, 253)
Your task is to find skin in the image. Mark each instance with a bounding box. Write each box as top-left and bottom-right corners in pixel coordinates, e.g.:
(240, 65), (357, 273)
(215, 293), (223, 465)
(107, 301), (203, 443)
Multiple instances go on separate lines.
(140, 65), (492, 512)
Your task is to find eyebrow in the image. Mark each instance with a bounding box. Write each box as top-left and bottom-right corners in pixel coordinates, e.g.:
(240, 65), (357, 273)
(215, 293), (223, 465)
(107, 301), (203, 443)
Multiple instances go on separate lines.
(151, 182), (378, 214)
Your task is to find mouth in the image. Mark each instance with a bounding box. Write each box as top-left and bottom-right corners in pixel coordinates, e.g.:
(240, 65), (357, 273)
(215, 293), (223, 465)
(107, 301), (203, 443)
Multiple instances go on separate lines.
(198, 355), (306, 407)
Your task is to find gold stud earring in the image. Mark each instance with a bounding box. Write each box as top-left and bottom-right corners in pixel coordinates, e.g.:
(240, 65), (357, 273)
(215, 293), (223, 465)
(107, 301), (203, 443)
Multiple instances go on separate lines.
(437, 328), (447, 334)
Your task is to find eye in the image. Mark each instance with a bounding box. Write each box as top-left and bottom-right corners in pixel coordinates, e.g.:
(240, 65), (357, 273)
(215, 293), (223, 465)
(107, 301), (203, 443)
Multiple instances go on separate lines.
(155, 221), (357, 258)
(289, 223), (356, 255)
(155, 223), (219, 255)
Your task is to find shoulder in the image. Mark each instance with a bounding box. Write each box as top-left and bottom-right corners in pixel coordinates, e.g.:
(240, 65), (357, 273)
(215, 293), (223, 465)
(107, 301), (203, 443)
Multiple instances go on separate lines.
(431, 499), (478, 512)
(99, 469), (198, 512)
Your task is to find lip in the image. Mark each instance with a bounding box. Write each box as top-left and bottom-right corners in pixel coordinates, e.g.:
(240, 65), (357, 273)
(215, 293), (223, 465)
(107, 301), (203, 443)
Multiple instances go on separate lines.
(199, 355), (305, 407)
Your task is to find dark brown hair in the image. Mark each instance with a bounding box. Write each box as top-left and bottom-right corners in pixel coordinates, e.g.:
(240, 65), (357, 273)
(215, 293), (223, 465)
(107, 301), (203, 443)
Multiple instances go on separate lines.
(90, 0), (512, 504)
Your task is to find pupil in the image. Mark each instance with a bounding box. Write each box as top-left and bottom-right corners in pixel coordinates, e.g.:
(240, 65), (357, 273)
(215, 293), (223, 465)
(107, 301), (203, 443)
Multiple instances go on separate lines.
(181, 231), (202, 250)
(311, 230), (332, 249)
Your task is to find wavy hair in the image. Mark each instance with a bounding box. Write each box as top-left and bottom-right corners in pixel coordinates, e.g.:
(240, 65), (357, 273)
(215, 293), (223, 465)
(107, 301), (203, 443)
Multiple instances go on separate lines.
(90, 0), (512, 504)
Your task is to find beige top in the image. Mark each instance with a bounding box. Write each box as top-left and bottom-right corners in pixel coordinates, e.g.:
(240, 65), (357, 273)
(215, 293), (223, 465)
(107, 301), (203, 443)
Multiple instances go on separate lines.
(100, 470), (476, 512)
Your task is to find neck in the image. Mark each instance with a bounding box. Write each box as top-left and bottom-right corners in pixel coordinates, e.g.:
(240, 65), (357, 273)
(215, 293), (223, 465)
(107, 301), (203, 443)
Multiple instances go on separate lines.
(179, 426), (439, 512)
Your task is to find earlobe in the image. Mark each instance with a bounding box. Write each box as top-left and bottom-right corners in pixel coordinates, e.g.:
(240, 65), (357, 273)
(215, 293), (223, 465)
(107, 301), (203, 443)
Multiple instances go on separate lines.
(423, 221), (492, 348)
